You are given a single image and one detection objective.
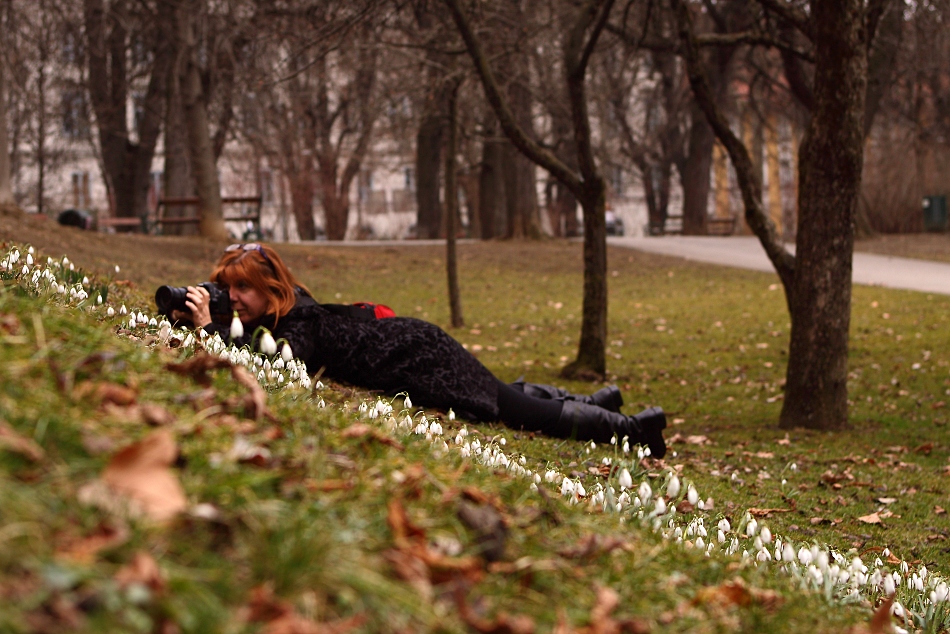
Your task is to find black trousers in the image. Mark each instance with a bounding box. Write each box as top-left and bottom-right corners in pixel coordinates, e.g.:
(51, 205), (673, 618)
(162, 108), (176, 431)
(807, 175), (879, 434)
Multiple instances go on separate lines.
(495, 379), (565, 435)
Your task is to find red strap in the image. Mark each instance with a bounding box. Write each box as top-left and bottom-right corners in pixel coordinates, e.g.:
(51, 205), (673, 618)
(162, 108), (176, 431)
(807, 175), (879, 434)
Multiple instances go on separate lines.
(374, 304), (396, 319)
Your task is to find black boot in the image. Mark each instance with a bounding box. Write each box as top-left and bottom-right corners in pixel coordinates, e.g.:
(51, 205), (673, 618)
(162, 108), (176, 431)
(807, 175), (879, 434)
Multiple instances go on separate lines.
(510, 380), (624, 413)
(552, 401), (667, 459)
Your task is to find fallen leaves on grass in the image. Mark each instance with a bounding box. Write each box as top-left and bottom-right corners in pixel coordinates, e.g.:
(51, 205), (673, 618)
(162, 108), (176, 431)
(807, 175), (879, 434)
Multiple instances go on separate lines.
(858, 513), (883, 525)
(846, 597), (893, 634)
(667, 433), (711, 446)
(56, 522), (129, 564)
(341, 423), (404, 450)
(79, 429), (187, 522)
(246, 584), (366, 634)
(167, 353), (269, 420)
(0, 420), (45, 462)
(456, 589), (536, 634)
(692, 578), (784, 612)
(558, 534), (633, 561)
(747, 507), (793, 518)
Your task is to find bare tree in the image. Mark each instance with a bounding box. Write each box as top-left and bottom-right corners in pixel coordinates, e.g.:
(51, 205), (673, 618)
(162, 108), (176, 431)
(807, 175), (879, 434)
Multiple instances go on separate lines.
(673, 0), (899, 429)
(444, 77), (464, 327)
(445, 0), (616, 379)
(0, 2), (14, 207)
(84, 0), (172, 221)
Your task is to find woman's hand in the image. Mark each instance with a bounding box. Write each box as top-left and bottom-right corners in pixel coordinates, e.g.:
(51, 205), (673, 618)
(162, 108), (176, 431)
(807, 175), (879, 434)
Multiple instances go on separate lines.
(184, 285), (212, 329)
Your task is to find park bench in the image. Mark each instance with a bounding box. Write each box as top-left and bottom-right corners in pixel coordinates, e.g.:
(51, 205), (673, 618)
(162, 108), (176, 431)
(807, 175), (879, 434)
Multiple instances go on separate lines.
(156, 196), (262, 235)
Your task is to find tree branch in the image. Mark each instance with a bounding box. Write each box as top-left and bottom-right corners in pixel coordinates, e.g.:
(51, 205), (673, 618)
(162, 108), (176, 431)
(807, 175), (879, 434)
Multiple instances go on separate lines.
(756, 0), (813, 42)
(442, 0), (582, 194)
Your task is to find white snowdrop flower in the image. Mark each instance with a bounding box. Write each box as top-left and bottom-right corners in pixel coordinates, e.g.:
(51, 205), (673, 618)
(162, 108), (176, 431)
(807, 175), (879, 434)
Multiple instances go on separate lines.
(731, 472), (738, 481)
(533, 473), (541, 484)
(871, 570), (883, 588)
(875, 557), (884, 568)
(404, 395), (412, 409)
(884, 574), (896, 596)
(754, 536), (763, 551)
(58, 284), (66, 294)
(317, 398), (326, 408)
(96, 294), (102, 305)
(263, 359), (272, 373)
(260, 331), (277, 355)
(561, 478), (575, 497)
(851, 557), (867, 573)
(757, 549), (772, 562)
(519, 455), (526, 465)
(545, 470), (559, 483)
(229, 314), (244, 339)
(128, 317), (137, 329)
(882, 547), (891, 558)
(26, 254), (33, 266)
(718, 518), (731, 533)
(912, 574), (924, 592)
(430, 422), (443, 435)
(782, 543), (796, 565)
(622, 440), (630, 453)
(500, 437), (506, 445)
(69, 263), (74, 271)
(654, 498), (667, 515)
(695, 535), (705, 550)
(20, 264), (28, 276)
(667, 475), (681, 498)
(183, 333), (194, 348)
(817, 550), (830, 571)
(798, 547), (813, 566)
(448, 408), (456, 421)
(638, 481), (652, 505)
(148, 317), (157, 327)
(61, 256), (68, 266)
(273, 357), (285, 370)
(618, 468), (633, 489)
(119, 304), (128, 315)
(697, 499), (706, 510)
(115, 265), (120, 273)
(277, 374), (284, 384)
(899, 560), (909, 574)
(790, 462), (797, 471)
(687, 485), (699, 505)
(359, 402), (369, 414)
(281, 343), (293, 362)
(589, 440), (596, 450)
(82, 276), (89, 285)
(746, 517), (758, 537)
(931, 582), (949, 603)
(575, 481), (586, 497)
(893, 572), (901, 587)
(257, 370), (265, 381)
(610, 436), (617, 445)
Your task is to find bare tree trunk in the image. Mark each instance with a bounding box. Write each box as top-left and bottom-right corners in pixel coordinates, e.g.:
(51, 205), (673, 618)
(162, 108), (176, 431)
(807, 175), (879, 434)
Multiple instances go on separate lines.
(780, 0), (867, 431)
(445, 80), (464, 327)
(162, 8), (194, 235)
(478, 117), (505, 238)
(36, 25), (46, 216)
(416, 99), (444, 239)
(680, 107), (715, 234)
(0, 49), (12, 206)
(176, 0), (226, 240)
(289, 169), (316, 240)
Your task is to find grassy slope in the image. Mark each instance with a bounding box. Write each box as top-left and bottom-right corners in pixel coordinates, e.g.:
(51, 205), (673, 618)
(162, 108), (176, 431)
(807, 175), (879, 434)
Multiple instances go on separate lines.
(1, 215), (948, 631)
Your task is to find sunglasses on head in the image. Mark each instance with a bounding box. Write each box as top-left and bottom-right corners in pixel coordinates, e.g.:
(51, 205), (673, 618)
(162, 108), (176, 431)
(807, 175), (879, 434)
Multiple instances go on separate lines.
(226, 243), (273, 267)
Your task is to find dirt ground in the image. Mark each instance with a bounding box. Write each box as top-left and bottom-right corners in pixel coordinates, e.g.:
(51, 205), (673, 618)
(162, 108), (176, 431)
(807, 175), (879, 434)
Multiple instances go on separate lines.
(3, 205), (949, 287)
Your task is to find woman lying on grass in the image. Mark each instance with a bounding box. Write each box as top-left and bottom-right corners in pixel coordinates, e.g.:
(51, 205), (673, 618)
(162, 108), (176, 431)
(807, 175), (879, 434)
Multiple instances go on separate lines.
(171, 243), (668, 457)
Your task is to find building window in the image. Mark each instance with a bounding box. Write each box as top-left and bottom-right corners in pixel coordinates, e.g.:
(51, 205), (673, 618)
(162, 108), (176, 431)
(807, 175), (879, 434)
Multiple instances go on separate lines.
(71, 171), (90, 209)
(62, 89), (89, 140)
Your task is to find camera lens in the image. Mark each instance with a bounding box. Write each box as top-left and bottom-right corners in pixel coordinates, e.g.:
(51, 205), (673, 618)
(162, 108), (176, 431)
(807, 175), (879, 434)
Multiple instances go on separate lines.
(155, 285), (188, 316)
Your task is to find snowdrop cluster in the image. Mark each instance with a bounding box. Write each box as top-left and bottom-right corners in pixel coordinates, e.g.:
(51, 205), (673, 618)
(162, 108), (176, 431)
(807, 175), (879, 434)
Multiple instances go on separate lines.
(353, 388), (950, 632)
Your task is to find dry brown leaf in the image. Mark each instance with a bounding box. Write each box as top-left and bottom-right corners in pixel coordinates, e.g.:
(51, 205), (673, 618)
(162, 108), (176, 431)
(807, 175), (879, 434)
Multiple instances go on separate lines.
(692, 578), (784, 612)
(341, 423), (405, 450)
(139, 403), (176, 426)
(101, 429), (187, 522)
(115, 551), (165, 592)
(935, 506), (946, 515)
(0, 420), (45, 462)
(246, 584), (366, 634)
(387, 498), (427, 548)
(747, 507), (792, 518)
(914, 442), (934, 455)
(56, 522), (129, 564)
(858, 512), (883, 525)
(165, 353), (233, 386)
(0, 312), (21, 334)
(455, 588), (536, 634)
(847, 597), (893, 634)
(96, 382), (138, 406)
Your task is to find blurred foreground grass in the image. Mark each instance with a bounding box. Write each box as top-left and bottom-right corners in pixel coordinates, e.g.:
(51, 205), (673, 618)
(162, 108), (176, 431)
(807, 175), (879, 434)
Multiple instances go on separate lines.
(0, 238), (947, 632)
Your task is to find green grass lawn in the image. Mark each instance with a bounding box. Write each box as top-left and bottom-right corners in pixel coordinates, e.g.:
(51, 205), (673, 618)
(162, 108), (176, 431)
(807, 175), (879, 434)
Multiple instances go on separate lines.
(1, 239), (948, 632)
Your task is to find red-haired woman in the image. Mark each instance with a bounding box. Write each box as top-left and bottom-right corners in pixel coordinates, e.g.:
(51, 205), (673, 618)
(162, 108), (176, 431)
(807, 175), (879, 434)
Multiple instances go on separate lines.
(173, 243), (667, 457)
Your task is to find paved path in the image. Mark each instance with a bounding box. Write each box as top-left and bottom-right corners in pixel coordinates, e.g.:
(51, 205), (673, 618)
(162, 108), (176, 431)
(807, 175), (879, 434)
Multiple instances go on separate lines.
(609, 235), (950, 296)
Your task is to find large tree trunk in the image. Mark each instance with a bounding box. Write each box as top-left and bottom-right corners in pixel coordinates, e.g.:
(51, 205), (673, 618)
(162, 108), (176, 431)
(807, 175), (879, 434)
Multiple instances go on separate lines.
(680, 107), (715, 234)
(176, 0), (226, 240)
(416, 104), (443, 239)
(505, 67), (540, 238)
(162, 13), (195, 235)
(478, 117), (506, 239)
(0, 51), (12, 206)
(780, 0), (867, 430)
(289, 169), (316, 240)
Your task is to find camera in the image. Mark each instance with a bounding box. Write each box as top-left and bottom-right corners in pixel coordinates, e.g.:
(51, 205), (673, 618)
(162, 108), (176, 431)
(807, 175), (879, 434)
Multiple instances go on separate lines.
(155, 282), (231, 318)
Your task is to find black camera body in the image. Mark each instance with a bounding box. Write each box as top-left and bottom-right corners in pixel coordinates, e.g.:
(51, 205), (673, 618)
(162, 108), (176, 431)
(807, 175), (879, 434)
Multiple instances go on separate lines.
(155, 282), (231, 319)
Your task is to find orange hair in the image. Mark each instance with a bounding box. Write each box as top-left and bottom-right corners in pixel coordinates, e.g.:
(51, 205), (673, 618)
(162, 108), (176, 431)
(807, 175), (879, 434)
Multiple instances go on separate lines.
(210, 244), (310, 322)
